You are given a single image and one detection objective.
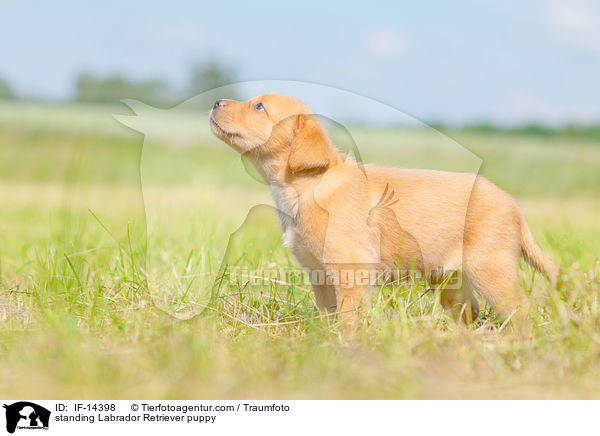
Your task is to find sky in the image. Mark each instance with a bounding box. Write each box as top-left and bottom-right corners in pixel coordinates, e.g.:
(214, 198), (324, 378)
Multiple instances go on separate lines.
(1, 0), (599, 125)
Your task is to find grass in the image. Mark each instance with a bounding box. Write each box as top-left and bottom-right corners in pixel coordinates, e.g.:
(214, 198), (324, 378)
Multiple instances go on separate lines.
(0, 101), (599, 399)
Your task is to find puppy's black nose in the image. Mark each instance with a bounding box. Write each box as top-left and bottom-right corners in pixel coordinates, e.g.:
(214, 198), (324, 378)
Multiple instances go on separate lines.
(213, 99), (226, 109)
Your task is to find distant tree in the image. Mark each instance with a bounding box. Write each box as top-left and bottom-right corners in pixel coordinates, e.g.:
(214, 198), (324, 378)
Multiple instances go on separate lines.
(0, 78), (15, 99)
(186, 57), (240, 100)
(461, 122), (501, 133)
(75, 73), (170, 105)
(514, 123), (553, 136)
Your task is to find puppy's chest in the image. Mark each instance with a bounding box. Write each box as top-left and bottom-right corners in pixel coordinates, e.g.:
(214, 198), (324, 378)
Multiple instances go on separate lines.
(268, 184), (313, 252)
(269, 184), (299, 231)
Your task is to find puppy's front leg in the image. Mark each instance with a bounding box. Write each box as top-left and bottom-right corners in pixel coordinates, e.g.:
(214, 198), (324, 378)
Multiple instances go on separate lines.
(311, 283), (337, 313)
(328, 264), (374, 325)
(336, 285), (368, 320)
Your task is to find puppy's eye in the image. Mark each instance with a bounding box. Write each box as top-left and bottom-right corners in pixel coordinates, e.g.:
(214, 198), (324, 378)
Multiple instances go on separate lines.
(255, 103), (266, 112)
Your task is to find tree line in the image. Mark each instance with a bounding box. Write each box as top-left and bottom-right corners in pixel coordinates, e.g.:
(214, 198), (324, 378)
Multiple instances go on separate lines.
(0, 57), (239, 106)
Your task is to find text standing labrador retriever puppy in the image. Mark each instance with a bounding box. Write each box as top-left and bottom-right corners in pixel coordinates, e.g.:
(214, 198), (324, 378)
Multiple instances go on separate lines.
(209, 93), (561, 328)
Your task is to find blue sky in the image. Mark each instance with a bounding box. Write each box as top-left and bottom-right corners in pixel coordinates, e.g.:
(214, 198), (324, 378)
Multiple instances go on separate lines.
(1, 0), (599, 124)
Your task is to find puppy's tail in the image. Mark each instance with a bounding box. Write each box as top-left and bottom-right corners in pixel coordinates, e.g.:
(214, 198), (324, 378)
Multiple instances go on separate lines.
(519, 213), (562, 288)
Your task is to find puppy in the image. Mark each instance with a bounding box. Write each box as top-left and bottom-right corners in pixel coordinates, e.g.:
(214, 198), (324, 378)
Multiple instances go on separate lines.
(210, 93), (560, 326)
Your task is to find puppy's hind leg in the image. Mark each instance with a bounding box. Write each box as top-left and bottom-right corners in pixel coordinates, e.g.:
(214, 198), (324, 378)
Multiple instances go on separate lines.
(464, 255), (531, 333)
(438, 273), (480, 324)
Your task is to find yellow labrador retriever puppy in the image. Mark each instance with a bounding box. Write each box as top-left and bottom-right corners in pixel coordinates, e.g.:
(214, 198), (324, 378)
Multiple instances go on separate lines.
(210, 93), (560, 326)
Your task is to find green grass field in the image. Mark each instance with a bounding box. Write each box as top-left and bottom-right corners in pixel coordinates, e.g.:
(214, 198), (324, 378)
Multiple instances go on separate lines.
(1, 101), (599, 399)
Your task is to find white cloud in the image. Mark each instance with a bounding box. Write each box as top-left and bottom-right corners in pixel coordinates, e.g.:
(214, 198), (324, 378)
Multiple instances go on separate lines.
(365, 29), (408, 57)
(543, 0), (600, 51)
(497, 89), (600, 125)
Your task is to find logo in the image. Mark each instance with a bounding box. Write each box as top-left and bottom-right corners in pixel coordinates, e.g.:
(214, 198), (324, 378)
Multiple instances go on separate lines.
(3, 402), (50, 434)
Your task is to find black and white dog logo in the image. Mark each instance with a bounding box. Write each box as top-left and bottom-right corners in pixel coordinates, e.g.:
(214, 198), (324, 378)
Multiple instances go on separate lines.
(3, 402), (50, 434)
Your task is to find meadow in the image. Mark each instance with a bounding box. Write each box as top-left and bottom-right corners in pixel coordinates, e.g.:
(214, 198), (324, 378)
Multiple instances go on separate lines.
(1, 101), (599, 399)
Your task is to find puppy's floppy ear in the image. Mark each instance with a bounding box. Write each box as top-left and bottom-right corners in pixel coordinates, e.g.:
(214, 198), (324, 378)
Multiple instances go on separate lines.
(287, 114), (332, 174)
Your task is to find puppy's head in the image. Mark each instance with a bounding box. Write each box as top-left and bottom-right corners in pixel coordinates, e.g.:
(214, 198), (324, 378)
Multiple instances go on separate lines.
(210, 93), (335, 177)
